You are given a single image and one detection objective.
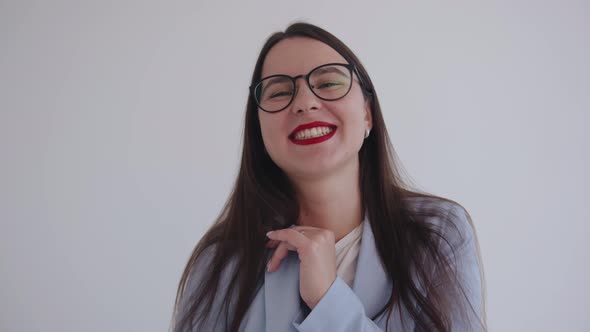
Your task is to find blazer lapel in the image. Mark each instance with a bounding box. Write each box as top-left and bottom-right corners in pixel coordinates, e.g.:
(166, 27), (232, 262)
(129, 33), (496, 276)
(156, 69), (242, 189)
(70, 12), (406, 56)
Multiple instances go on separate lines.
(263, 251), (302, 332)
(351, 218), (393, 319)
(261, 218), (392, 331)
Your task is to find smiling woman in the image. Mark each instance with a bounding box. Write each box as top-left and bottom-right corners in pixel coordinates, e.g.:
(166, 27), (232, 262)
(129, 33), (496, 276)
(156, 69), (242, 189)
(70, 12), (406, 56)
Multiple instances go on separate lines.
(171, 22), (487, 332)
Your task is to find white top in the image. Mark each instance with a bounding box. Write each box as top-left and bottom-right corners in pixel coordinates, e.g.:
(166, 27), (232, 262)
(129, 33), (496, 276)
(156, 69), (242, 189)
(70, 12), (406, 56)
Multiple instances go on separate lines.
(334, 221), (364, 288)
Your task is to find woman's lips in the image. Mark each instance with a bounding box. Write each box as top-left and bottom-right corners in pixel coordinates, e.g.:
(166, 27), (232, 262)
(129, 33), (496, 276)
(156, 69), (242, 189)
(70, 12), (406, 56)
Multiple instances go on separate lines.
(289, 121), (337, 136)
(288, 127), (337, 145)
(288, 121), (338, 146)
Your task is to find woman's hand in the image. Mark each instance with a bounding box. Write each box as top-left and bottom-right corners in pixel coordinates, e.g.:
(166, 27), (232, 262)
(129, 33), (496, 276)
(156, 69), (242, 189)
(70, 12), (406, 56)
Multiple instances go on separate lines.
(266, 226), (337, 310)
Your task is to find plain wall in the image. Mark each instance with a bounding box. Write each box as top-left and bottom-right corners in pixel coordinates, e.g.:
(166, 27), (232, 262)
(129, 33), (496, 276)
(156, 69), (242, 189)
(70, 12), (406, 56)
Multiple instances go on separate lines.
(1, 1), (588, 331)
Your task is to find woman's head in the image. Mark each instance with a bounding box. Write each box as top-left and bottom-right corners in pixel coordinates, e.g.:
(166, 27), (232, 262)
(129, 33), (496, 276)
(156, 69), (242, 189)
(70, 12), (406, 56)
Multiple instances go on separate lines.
(256, 37), (371, 181)
(243, 23), (392, 189)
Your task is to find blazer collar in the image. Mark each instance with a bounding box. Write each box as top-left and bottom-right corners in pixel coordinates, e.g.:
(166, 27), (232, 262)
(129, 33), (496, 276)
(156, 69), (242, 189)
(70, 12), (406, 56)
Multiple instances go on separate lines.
(263, 217), (392, 331)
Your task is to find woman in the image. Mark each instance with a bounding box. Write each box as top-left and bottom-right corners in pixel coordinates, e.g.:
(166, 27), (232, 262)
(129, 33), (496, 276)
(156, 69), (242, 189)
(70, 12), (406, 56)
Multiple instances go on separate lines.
(172, 22), (486, 332)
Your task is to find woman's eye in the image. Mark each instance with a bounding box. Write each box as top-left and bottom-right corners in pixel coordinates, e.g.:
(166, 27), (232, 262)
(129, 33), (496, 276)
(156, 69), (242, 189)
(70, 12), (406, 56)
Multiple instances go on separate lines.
(269, 91), (292, 98)
(318, 81), (343, 89)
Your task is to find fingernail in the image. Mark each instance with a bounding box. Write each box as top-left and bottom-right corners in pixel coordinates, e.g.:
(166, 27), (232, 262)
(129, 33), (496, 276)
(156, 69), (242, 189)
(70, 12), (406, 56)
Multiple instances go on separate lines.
(266, 231), (274, 238)
(266, 262), (271, 272)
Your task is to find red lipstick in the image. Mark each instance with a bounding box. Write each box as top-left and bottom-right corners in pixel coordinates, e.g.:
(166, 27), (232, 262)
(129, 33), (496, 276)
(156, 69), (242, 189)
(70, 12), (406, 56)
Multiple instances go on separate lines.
(288, 121), (337, 146)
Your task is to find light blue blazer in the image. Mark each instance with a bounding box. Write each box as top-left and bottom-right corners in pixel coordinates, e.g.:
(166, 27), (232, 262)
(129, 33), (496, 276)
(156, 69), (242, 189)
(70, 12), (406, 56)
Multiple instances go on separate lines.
(174, 198), (485, 331)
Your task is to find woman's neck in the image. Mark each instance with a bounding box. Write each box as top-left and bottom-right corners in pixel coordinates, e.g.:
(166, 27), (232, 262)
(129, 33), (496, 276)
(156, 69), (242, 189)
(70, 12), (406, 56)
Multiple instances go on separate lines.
(291, 162), (363, 242)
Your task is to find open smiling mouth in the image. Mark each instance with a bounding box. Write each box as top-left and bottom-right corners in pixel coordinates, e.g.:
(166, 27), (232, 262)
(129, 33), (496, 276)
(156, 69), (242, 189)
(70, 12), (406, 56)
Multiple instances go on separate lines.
(288, 125), (338, 146)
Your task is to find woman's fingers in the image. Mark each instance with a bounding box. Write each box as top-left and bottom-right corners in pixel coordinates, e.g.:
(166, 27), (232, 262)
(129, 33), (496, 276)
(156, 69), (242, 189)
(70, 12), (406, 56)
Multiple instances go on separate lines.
(266, 229), (307, 272)
(265, 225), (337, 309)
(267, 241), (288, 272)
(266, 228), (308, 250)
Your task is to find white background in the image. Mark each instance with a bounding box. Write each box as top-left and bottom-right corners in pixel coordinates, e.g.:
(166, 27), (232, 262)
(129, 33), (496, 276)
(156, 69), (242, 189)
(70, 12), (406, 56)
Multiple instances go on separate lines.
(1, 1), (588, 331)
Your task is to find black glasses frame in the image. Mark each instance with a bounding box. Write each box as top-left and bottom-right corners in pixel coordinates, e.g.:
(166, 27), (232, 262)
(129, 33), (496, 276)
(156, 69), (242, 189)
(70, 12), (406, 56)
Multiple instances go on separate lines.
(249, 63), (367, 113)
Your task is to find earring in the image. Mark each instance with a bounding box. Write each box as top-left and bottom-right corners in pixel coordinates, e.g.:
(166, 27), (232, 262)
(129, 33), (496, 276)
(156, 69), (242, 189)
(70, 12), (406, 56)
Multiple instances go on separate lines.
(364, 128), (371, 139)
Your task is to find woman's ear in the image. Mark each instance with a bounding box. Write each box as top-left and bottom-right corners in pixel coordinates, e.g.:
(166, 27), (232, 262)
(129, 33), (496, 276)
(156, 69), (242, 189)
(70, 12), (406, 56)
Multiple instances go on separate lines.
(364, 101), (373, 132)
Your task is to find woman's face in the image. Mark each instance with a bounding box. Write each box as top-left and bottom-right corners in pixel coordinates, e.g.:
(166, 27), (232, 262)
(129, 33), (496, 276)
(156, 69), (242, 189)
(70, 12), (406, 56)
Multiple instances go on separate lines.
(258, 37), (372, 181)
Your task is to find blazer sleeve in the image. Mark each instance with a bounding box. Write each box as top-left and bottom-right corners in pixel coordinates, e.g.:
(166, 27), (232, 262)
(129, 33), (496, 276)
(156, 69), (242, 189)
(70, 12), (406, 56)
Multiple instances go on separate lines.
(172, 246), (234, 332)
(416, 204), (486, 331)
(291, 276), (384, 332)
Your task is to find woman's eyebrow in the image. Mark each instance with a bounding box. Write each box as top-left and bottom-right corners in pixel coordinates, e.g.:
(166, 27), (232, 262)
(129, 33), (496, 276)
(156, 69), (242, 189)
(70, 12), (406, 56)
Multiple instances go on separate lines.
(261, 77), (289, 92)
(312, 66), (350, 77)
(259, 65), (350, 93)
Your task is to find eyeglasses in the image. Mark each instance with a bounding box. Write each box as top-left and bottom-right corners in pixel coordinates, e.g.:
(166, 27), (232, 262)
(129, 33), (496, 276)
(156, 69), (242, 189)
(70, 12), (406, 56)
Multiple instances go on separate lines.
(250, 63), (359, 113)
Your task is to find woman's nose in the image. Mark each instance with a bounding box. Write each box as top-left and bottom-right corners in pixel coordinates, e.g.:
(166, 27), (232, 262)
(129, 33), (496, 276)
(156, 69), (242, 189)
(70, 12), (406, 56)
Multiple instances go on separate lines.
(290, 78), (321, 114)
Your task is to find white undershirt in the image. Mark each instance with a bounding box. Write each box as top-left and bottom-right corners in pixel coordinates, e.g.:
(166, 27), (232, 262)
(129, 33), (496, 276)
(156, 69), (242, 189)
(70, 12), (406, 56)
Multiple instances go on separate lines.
(335, 222), (363, 288)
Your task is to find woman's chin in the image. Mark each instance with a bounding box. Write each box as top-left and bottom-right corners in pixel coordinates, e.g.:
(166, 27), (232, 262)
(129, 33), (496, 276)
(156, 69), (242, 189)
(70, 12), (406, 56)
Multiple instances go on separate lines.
(282, 157), (357, 182)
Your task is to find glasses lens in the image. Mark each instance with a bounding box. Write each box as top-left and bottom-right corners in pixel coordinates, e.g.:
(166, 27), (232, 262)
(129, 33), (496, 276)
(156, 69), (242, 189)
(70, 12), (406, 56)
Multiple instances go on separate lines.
(309, 65), (352, 100)
(255, 76), (294, 112)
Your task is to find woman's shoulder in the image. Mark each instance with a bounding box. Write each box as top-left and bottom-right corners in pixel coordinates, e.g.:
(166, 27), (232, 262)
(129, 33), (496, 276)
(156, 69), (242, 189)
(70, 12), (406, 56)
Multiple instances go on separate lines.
(403, 195), (476, 251)
(403, 194), (464, 212)
(174, 242), (240, 330)
(403, 195), (486, 330)
(176, 240), (240, 309)
(186, 242), (239, 282)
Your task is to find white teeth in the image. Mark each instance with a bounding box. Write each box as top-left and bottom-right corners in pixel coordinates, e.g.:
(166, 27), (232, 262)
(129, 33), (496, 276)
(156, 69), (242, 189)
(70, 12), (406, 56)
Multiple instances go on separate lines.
(293, 126), (334, 140)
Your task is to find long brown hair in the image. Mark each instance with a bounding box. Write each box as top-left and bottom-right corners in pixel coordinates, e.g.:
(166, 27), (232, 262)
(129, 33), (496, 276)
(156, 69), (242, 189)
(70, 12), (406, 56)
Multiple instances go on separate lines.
(172, 22), (486, 332)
